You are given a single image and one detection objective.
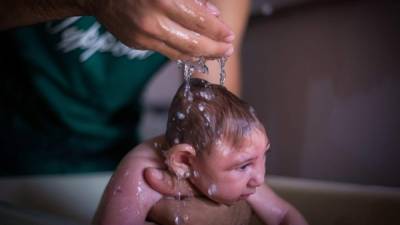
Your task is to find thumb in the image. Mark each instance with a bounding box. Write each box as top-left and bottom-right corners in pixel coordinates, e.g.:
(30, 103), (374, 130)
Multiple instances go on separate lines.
(144, 167), (196, 197)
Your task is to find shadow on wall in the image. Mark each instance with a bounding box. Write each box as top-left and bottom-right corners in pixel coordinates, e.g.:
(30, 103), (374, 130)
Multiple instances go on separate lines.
(243, 0), (400, 187)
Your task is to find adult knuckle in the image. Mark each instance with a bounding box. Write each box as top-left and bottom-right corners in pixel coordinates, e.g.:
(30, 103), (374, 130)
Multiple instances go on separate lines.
(134, 16), (147, 30)
(186, 41), (201, 56)
(207, 44), (224, 57)
(215, 28), (227, 40)
(127, 35), (146, 50)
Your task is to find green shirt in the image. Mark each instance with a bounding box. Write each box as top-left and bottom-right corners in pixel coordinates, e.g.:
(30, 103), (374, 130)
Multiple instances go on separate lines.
(0, 17), (168, 175)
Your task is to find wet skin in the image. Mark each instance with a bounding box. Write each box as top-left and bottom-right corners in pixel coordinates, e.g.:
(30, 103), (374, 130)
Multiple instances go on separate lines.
(188, 129), (270, 205)
(89, 0), (235, 60)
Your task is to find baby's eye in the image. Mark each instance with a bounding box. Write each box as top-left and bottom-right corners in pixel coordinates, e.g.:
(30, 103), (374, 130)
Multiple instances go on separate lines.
(237, 163), (251, 171)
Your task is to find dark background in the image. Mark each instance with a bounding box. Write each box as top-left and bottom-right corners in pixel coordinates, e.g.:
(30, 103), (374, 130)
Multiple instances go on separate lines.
(243, 0), (400, 187)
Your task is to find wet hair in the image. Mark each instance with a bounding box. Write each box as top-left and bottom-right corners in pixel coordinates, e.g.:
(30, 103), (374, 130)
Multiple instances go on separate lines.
(165, 78), (265, 153)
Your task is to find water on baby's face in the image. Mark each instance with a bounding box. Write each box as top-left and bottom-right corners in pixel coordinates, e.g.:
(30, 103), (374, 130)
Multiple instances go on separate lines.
(207, 183), (218, 196)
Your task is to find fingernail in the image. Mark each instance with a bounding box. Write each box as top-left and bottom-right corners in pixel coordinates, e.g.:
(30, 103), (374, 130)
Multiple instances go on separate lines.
(152, 169), (164, 180)
(224, 46), (234, 57)
(224, 34), (235, 42)
(206, 2), (220, 16)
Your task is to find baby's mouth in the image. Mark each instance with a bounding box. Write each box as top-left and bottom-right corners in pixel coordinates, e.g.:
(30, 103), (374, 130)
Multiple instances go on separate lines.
(239, 191), (255, 199)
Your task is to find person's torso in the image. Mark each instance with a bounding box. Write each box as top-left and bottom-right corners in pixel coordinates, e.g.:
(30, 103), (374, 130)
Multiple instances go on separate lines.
(0, 17), (168, 175)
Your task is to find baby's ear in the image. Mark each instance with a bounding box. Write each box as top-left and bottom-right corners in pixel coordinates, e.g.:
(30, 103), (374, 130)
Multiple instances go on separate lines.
(166, 144), (196, 179)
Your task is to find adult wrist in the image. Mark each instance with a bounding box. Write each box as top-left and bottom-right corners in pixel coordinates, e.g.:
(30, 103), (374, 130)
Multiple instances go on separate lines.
(1, 0), (93, 30)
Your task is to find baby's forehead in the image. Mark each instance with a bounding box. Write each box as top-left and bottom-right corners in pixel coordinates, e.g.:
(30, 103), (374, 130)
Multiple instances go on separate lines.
(211, 128), (267, 153)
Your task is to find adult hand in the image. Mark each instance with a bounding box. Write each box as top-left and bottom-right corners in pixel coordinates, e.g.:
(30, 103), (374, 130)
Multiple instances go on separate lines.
(148, 197), (252, 225)
(144, 167), (197, 197)
(144, 167), (253, 225)
(87, 0), (235, 60)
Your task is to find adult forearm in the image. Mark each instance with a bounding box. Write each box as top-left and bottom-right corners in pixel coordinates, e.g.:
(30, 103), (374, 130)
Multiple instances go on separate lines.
(148, 197), (252, 225)
(247, 185), (309, 225)
(0, 0), (88, 30)
(280, 205), (309, 225)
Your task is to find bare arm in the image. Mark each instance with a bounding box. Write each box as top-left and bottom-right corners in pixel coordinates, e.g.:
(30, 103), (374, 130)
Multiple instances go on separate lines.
(1, 0), (233, 60)
(247, 184), (309, 225)
(0, 0), (86, 30)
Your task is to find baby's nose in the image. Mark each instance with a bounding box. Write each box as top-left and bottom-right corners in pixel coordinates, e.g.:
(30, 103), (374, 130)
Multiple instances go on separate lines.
(248, 172), (265, 188)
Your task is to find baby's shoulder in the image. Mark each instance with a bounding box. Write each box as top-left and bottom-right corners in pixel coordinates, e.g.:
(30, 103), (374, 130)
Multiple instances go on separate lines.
(121, 136), (166, 169)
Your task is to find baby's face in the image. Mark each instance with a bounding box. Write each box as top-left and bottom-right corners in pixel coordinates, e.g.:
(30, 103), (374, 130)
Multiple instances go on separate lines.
(189, 129), (269, 205)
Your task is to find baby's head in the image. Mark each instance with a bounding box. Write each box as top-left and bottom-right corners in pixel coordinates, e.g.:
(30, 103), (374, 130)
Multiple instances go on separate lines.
(164, 78), (270, 205)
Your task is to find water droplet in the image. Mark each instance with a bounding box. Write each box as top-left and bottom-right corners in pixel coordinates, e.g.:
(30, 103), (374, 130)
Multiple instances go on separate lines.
(176, 112), (185, 120)
(203, 112), (211, 126)
(187, 92), (194, 102)
(199, 91), (214, 100)
(185, 105), (192, 114)
(137, 185), (143, 196)
(218, 57), (227, 86)
(183, 214), (190, 222)
(198, 103), (205, 111)
(175, 215), (183, 225)
(120, 206), (129, 212)
(208, 184), (218, 196)
(249, 106), (255, 113)
(113, 186), (122, 195)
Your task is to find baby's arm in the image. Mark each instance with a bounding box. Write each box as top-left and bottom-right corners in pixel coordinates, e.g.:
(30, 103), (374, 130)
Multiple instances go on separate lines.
(93, 144), (163, 225)
(247, 184), (308, 225)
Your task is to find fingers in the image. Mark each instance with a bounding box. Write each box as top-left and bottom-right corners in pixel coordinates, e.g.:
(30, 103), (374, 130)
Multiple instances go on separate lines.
(165, 0), (234, 43)
(147, 198), (179, 225)
(128, 31), (192, 60)
(144, 167), (196, 197)
(141, 0), (234, 58)
(98, 0), (234, 59)
(156, 18), (234, 58)
(144, 167), (176, 196)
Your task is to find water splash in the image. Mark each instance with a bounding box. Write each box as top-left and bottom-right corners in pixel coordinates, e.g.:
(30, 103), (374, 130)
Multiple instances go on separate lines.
(177, 57), (209, 98)
(173, 180), (188, 225)
(177, 57), (227, 88)
(171, 56), (228, 224)
(218, 57), (227, 86)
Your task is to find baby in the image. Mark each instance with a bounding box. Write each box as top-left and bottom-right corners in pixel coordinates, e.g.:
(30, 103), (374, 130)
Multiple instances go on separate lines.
(94, 78), (308, 225)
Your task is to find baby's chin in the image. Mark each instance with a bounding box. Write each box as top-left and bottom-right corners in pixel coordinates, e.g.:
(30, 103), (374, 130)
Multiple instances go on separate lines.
(208, 196), (244, 206)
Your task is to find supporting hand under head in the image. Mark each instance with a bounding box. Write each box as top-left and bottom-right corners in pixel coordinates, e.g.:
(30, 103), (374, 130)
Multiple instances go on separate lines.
(144, 167), (253, 225)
